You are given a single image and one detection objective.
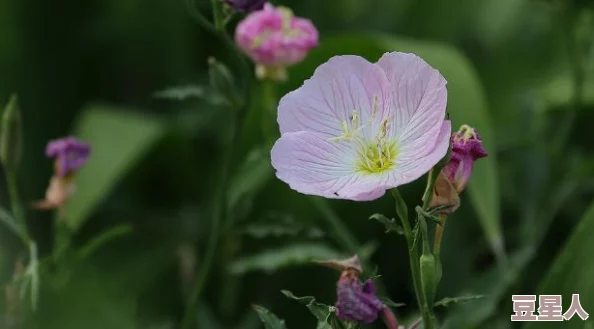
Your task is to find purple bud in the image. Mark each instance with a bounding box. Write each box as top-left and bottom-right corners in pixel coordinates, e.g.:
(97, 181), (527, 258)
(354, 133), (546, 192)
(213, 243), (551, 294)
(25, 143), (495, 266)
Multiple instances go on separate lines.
(442, 125), (488, 193)
(335, 270), (383, 324)
(223, 0), (266, 12)
(45, 136), (91, 177)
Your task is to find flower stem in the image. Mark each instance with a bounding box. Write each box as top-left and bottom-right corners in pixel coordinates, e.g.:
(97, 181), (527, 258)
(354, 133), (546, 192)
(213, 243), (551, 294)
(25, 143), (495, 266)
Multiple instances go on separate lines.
(180, 114), (241, 329)
(5, 169), (30, 245)
(261, 80), (278, 144)
(389, 189), (428, 326)
(210, 0), (225, 31)
(432, 214), (447, 258)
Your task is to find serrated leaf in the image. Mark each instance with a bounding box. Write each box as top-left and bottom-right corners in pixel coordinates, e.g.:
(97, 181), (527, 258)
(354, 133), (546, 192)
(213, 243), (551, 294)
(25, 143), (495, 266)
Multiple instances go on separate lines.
(230, 243), (343, 275)
(369, 213), (403, 235)
(64, 105), (165, 231)
(434, 295), (486, 307)
(252, 305), (287, 329)
(228, 147), (274, 213)
(281, 290), (332, 322)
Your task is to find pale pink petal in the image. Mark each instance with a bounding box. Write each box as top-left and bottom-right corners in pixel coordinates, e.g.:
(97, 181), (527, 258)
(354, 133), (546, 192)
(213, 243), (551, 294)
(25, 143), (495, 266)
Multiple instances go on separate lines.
(278, 55), (391, 139)
(376, 52), (447, 143)
(394, 120), (451, 183)
(271, 131), (391, 201)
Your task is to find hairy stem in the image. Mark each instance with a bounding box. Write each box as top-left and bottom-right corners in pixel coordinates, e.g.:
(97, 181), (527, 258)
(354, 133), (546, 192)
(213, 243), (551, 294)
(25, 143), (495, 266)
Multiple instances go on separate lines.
(390, 189), (427, 325)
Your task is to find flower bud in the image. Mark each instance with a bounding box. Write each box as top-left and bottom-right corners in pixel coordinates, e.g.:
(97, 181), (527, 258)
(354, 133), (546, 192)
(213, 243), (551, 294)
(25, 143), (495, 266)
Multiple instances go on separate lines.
(419, 253), (439, 306)
(442, 125), (488, 194)
(45, 136), (91, 178)
(235, 4), (318, 81)
(223, 0), (265, 13)
(0, 95), (22, 172)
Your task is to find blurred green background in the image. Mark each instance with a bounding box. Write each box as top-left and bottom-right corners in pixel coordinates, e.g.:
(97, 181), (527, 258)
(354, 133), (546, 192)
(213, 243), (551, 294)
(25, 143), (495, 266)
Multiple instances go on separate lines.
(0, 0), (593, 328)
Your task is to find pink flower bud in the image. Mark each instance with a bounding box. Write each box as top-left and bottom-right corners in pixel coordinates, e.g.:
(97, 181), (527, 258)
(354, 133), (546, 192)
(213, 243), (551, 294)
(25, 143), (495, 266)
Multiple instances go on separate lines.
(234, 4), (318, 80)
(442, 125), (488, 193)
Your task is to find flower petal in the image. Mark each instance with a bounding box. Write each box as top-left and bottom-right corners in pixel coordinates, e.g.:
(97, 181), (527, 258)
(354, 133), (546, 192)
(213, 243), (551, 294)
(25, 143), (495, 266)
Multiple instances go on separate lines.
(271, 131), (391, 201)
(278, 55), (390, 138)
(395, 120), (452, 183)
(376, 52), (447, 143)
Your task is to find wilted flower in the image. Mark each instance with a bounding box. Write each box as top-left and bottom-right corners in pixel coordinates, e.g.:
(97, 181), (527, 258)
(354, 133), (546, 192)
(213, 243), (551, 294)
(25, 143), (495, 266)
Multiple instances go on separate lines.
(442, 125), (487, 194)
(45, 136), (91, 177)
(34, 137), (90, 215)
(235, 3), (318, 80)
(223, 0), (266, 12)
(336, 270), (383, 323)
(271, 53), (451, 201)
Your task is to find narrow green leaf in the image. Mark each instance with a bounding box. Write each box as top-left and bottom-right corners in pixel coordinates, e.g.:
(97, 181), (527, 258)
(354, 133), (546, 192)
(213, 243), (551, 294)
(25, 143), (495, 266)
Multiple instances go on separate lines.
(252, 305), (287, 329)
(281, 290), (332, 322)
(0, 94), (22, 171)
(380, 297), (406, 308)
(230, 243), (343, 275)
(434, 295), (486, 307)
(64, 105), (165, 230)
(228, 146), (274, 212)
(153, 85), (206, 101)
(523, 202), (594, 329)
(289, 33), (503, 260)
(369, 213), (404, 235)
(0, 205), (20, 237)
(78, 224), (133, 259)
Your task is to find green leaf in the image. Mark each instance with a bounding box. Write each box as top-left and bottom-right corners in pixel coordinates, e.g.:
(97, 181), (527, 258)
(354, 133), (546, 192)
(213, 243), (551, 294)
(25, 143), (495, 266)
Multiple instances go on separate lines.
(523, 202), (594, 329)
(64, 105), (165, 231)
(369, 213), (403, 235)
(230, 243), (343, 275)
(289, 33), (503, 261)
(252, 305), (287, 329)
(78, 224), (133, 259)
(0, 94), (22, 171)
(227, 146), (274, 212)
(153, 85), (205, 101)
(380, 297), (406, 309)
(281, 290), (332, 322)
(434, 295), (486, 307)
(0, 205), (20, 237)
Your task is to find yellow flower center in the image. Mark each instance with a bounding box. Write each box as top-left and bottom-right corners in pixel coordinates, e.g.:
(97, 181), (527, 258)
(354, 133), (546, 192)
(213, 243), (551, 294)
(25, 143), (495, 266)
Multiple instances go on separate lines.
(330, 96), (398, 175)
(356, 140), (397, 174)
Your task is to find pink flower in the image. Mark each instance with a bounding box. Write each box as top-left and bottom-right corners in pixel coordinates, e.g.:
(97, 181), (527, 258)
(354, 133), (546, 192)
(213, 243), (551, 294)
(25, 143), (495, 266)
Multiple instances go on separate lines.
(271, 53), (451, 201)
(235, 3), (318, 80)
(442, 125), (487, 193)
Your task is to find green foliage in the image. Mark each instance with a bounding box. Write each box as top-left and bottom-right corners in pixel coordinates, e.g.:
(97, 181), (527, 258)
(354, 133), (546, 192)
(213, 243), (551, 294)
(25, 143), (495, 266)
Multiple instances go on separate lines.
(253, 305), (287, 329)
(0, 205), (19, 237)
(64, 105), (165, 231)
(281, 290), (332, 323)
(523, 201), (594, 329)
(0, 94), (21, 171)
(369, 213), (404, 235)
(434, 295), (486, 307)
(228, 146), (274, 214)
(230, 243), (343, 274)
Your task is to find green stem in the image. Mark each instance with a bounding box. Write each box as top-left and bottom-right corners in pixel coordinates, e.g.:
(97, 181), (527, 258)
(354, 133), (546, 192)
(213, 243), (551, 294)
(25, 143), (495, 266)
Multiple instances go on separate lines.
(432, 214), (447, 259)
(180, 112), (242, 329)
(6, 169), (30, 245)
(211, 0), (225, 31)
(261, 80), (278, 144)
(390, 189), (426, 322)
